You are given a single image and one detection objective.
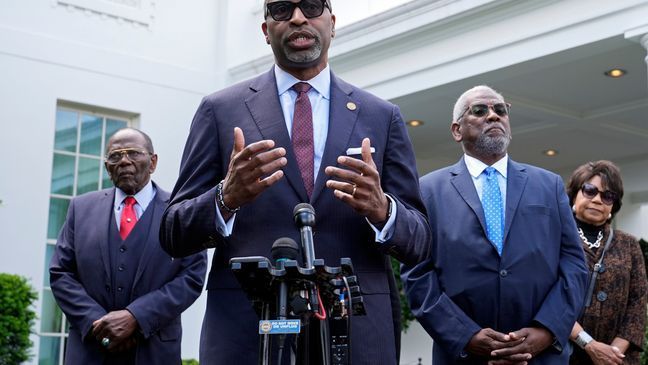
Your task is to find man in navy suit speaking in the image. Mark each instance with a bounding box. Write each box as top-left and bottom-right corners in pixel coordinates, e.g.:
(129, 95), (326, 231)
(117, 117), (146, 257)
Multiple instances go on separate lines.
(159, 0), (430, 364)
(402, 86), (588, 364)
(50, 128), (206, 364)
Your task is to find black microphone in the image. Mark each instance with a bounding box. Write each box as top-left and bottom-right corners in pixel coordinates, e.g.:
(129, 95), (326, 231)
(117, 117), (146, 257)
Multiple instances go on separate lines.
(293, 203), (316, 269)
(270, 238), (300, 319)
(270, 237), (302, 266)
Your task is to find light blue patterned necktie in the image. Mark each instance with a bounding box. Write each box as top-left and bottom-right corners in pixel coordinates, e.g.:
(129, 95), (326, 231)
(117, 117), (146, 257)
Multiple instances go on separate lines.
(483, 167), (504, 255)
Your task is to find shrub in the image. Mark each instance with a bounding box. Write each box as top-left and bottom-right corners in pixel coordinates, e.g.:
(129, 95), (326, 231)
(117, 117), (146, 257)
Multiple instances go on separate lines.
(391, 258), (415, 332)
(0, 273), (38, 365)
(182, 359), (199, 365)
(640, 239), (648, 365)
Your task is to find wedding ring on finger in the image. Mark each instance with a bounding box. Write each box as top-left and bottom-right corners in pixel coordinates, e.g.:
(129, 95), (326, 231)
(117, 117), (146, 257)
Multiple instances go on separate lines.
(351, 185), (357, 197)
(101, 337), (110, 347)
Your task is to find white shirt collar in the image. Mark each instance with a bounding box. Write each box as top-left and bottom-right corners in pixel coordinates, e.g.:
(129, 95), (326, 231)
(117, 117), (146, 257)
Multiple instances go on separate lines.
(114, 179), (155, 210)
(464, 154), (508, 178)
(274, 64), (331, 99)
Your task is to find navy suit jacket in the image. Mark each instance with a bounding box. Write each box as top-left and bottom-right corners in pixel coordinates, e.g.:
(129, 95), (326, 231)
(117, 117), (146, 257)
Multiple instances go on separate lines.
(160, 68), (430, 364)
(402, 158), (588, 364)
(50, 184), (207, 365)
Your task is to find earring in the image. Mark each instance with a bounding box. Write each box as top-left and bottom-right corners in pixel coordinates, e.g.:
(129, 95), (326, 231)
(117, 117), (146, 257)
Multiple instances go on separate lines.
(572, 205), (576, 213)
(608, 213), (612, 219)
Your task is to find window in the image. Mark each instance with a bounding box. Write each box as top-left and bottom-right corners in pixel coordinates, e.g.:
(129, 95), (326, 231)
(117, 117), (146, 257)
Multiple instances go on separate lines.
(39, 104), (133, 365)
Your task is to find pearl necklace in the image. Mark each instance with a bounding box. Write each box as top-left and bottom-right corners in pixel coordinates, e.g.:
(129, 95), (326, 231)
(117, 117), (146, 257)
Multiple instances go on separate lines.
(578, 228), (603, 249)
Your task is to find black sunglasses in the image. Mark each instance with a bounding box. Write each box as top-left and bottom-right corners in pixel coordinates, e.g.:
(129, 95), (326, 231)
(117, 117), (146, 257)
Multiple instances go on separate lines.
(581, 183), (618, 206)
(459, 103), (511, 120)
(266, 0), (330, 21)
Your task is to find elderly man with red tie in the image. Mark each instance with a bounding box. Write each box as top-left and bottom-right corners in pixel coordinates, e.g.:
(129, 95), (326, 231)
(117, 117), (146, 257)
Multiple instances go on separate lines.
(50, 128), (207, 365)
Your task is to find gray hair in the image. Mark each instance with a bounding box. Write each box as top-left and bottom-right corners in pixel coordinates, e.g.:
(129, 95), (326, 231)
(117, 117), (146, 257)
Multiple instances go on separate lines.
(452, 85), (505, 122)
(106, 127), (155, 154)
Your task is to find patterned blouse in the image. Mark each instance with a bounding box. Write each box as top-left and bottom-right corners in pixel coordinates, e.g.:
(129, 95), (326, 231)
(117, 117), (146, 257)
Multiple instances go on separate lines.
(570, 223), (648, 365)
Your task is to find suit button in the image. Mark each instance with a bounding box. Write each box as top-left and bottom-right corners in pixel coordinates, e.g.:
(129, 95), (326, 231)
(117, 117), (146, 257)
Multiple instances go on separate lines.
(117, 287), (123, 292)
(597, 291), (607, 302)
(499, 269), (508, 277)
(118, 265), (125, 272)
(105, 285), (110, 292)
(459, 351), (468, 359)
(119, 246), (126, 253)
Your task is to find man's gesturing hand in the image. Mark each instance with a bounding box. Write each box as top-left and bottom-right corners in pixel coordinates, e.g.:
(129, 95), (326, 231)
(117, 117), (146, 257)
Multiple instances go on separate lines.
(220, 127), (287, 217)
(324, 138), (389, 224)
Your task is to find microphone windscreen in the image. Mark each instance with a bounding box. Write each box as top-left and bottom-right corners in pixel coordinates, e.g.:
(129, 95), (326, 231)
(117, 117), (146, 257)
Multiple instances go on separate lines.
(293, 203), (315, 227)
(270, 237), (301, 264)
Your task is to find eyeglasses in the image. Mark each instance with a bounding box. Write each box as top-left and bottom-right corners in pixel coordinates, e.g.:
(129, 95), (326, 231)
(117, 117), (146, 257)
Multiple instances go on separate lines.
(581, 183), (618, 206)
(459, 103), (511, 120)
(105, 148), (151, 164)
(266, 0), (330, 21)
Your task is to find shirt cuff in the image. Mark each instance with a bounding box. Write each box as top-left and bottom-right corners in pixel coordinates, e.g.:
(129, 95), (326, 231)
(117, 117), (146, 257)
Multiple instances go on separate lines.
(366, 194), (397, 243)
(214, 198), (236, 237)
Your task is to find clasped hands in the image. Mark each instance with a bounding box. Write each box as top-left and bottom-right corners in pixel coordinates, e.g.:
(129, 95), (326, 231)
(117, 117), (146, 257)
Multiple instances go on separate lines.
(467, 327), (553, 365)
(219, 127), (389, 225)
(92, 310), (138, 353)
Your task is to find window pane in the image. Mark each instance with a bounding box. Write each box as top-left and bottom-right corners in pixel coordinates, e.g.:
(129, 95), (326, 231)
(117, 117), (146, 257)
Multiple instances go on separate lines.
(50, 153), (75, 196)
(38, 336), (61, 365)
(43, 244), (55, 285)
(80, 114), (103, 156)
(40, 289), (62, 333)
(55, 110), (78, 153)
(47, 198), (70, 240)
(77, 157), (100, 195)
(104, 118), (128, 148)
(101, 167), (112, 190)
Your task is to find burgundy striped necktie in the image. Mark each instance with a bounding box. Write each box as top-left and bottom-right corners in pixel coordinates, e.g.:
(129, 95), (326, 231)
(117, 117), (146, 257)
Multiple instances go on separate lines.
(291, 82), (314, 198)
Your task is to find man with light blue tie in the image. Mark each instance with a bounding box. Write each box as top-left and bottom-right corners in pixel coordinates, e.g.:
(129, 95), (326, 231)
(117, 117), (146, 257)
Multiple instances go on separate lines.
(401, 85), (588, 364)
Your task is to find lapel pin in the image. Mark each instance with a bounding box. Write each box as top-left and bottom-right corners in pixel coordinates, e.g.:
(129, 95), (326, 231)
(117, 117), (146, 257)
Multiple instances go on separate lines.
(346, 102), (357, 111)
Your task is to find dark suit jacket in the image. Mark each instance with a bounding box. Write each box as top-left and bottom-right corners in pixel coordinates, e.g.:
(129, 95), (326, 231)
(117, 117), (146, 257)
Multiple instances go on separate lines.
(402, 158), (588, 364)
(160, 68), (430, 364)
(50, 184), (207, 365)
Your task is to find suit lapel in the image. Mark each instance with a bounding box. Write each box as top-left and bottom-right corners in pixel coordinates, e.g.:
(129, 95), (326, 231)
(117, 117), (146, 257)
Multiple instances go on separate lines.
(503, 159), (527, 243)
(311, 73), (359, 204)
(245, 69), (308, 201)
(450, 158), (487, 234)
(132, 185), (168, 288)
(98, 189), (115, 283)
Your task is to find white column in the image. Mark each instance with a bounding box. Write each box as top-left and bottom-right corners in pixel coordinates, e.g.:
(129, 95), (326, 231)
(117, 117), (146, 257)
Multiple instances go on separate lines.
(641, 34), (648, 88)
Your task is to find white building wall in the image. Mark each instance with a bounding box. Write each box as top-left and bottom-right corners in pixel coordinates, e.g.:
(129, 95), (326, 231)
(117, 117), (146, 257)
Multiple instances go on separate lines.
(0, 0), (227, 361)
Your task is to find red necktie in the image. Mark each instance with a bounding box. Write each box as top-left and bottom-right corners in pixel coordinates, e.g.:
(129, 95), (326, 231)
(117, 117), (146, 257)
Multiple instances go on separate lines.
(292, 82), (314, 198)
(120, 196), (138, 240)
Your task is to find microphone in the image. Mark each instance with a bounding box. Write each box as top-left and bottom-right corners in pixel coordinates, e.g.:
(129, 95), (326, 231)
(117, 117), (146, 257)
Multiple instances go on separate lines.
(270, 238), (300, 319)
(293, 203), (316, 269)
(270, 237), (302, 266)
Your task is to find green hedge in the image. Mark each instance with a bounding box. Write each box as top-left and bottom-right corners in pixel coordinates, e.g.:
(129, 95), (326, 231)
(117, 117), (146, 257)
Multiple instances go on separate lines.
(0, 273), (37, 365)
(391, 258), (415, 332)
(182, 359), (199, 365)
(640, 239), (647, 365)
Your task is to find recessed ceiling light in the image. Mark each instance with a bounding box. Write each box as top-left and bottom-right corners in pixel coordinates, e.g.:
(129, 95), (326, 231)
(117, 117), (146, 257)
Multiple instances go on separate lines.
(604, 68), (626, 78)
(543, 149), (558, 157)
(407, 120), (424, 127)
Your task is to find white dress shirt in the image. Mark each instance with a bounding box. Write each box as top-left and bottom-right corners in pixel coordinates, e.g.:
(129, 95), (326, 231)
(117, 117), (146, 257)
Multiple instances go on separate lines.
(113, 180), (156, 229)
(463, 154), (508, 219)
